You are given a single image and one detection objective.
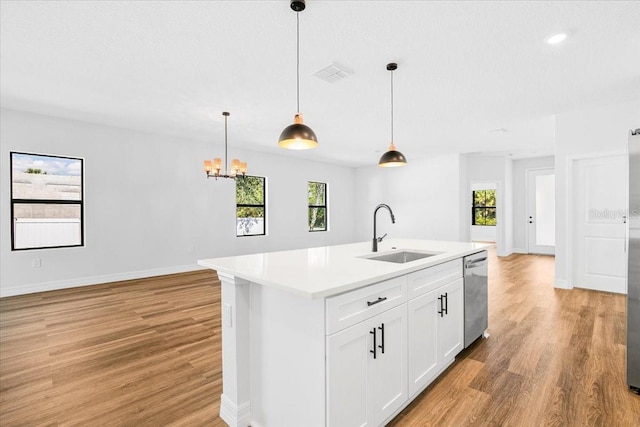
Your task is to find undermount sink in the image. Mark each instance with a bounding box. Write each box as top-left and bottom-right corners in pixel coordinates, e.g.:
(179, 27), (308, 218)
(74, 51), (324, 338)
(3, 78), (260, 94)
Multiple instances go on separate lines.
(362, 250), (440, 264)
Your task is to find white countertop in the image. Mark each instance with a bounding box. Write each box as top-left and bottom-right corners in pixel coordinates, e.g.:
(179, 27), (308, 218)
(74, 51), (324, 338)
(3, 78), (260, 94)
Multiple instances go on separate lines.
(198, 239), (491, 299)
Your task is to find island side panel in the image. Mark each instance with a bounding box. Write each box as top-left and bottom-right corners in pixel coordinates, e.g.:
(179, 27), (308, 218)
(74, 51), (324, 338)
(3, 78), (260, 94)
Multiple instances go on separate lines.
(219, 272), (252, 427)
(249, 282), (326, 427)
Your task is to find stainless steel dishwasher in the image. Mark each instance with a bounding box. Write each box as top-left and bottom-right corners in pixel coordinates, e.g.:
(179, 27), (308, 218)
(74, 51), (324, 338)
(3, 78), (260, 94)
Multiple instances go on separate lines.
(463, 251), (488, 348)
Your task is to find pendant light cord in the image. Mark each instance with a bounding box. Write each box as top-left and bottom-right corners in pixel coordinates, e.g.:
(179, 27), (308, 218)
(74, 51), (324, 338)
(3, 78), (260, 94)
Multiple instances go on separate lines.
(296, 11), (300, 113)
(390, 69), (394, 143)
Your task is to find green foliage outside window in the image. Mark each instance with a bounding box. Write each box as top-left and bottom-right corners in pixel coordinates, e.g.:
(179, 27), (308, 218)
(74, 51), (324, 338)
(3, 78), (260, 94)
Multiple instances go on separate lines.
(236, 176), (265, 236)
(25, 168), (46, 174)
(472, 189), (496, 226)
(308, 181), (327, 231)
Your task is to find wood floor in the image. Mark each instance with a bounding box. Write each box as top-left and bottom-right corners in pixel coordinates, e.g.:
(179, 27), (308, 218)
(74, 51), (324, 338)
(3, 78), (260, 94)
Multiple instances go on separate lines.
(1, 250), (639, 426)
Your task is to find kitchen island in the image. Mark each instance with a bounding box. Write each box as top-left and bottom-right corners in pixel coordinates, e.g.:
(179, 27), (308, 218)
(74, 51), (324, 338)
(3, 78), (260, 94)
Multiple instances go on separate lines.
(198, 239), (490, 427)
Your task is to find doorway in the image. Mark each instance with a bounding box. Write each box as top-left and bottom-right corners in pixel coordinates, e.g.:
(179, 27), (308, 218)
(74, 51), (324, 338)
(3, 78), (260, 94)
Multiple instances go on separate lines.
(526, 168), (555, 255)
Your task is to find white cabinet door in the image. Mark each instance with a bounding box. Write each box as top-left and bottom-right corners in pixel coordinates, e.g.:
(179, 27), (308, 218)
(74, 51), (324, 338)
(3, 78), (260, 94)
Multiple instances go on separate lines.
(372, 304), (408, 424)
(327, 320), (374, 427)
(327, 304), (407, 427)
(407, 289), (439, 396)
(408, 278), (464, 396)
(438, 278), (464, 363)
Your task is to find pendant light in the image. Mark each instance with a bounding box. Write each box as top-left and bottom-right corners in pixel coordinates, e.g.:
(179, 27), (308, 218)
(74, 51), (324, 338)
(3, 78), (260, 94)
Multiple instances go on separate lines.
(278, 0), (318, 150)
(378, 63), (408, 167)
(203, 112), (247, 180)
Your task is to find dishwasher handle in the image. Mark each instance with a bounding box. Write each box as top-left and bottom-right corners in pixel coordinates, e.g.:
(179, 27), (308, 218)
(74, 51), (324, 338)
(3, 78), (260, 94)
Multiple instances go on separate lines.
(465, 257), (487, 269)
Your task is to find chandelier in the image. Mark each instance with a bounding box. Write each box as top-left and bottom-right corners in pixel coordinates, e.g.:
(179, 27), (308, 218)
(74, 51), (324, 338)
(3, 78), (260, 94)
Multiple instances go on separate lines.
(203, 112), (247, 179)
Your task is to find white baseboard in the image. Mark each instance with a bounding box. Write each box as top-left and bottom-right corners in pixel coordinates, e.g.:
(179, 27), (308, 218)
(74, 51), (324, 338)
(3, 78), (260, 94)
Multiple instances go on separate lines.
(0, 264), (206, 298)
(554, 279), (572, 289)
(512, 247), (528, 254)
(219, 394), (251, 427)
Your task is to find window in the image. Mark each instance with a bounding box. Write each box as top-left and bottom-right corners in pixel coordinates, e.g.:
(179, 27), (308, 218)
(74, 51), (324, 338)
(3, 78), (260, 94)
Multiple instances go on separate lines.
(308, 181), (327, 232)
(10, 152), (84, 250)
(236, 175), (266, 236)
(472, 189), (496, 226)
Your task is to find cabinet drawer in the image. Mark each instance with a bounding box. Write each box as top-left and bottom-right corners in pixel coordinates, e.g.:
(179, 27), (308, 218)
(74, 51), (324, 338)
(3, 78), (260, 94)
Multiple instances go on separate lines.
(326, 276), (407, 335)
(407, 259), (462, 299)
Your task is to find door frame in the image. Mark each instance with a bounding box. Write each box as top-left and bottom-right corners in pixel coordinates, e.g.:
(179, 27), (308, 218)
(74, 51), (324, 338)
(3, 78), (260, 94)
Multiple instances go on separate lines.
(525, 167), (555, 255)
(566, 150), (627, 290)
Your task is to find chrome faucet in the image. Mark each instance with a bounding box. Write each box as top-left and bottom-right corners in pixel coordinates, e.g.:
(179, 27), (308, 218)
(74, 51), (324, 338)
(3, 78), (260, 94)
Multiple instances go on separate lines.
(373, 203), (395, 252)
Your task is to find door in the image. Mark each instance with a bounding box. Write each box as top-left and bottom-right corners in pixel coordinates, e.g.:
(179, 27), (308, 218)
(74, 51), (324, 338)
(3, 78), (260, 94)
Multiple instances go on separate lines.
(372, 304), (408, 425)
(407, 290), (439, 396)
(527, 168), (556, 255)
(327, 320), (374, 427)
(438, 278), (464, 362)
(573, 154), (627, 293)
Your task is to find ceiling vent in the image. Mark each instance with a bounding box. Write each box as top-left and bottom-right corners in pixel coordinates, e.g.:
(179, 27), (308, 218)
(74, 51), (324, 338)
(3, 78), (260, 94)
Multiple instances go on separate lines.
(488, 128), (508, 133)
(314, 63), (350, 83)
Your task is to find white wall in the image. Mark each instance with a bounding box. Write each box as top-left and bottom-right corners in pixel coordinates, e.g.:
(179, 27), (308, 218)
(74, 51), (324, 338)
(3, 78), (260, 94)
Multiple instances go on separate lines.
(511, 156), (555, 252)
(554, 100), (640, 288)
(0, 109), (358, 296)
(504, 157), (513, 255)
(353, 153), (516, 253)
(354, 154), (463, 243)
(458, 154), (470, 242)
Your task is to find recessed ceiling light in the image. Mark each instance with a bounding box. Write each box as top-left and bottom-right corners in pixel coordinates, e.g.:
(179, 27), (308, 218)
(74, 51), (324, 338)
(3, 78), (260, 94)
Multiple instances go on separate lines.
(545, 33), (567, 45)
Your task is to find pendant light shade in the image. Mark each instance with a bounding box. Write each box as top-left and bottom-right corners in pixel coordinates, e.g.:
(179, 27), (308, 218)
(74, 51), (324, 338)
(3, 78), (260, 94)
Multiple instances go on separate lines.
(278, 113), (318, 149)
(278, 0), (318, 150)
(378, 62), (407, 167)
(378, 143), (408, 167)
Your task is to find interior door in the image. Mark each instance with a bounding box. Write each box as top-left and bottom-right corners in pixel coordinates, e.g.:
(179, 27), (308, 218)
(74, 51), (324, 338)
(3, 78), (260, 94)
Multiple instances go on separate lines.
(527, 168), (556, 255)
(573, 154), (627, 293)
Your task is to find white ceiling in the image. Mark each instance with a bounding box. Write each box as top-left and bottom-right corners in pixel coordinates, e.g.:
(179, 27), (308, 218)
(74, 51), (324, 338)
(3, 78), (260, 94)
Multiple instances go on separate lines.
(1, 1), (639, 167)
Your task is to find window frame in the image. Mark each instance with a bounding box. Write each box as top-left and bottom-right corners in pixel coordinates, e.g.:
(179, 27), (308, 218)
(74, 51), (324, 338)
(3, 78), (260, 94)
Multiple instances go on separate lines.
(308, 181), (327, 232)
(10, 151), (85, 251)
(471, 189), (496, 227)
(235, 175), (266, 237)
